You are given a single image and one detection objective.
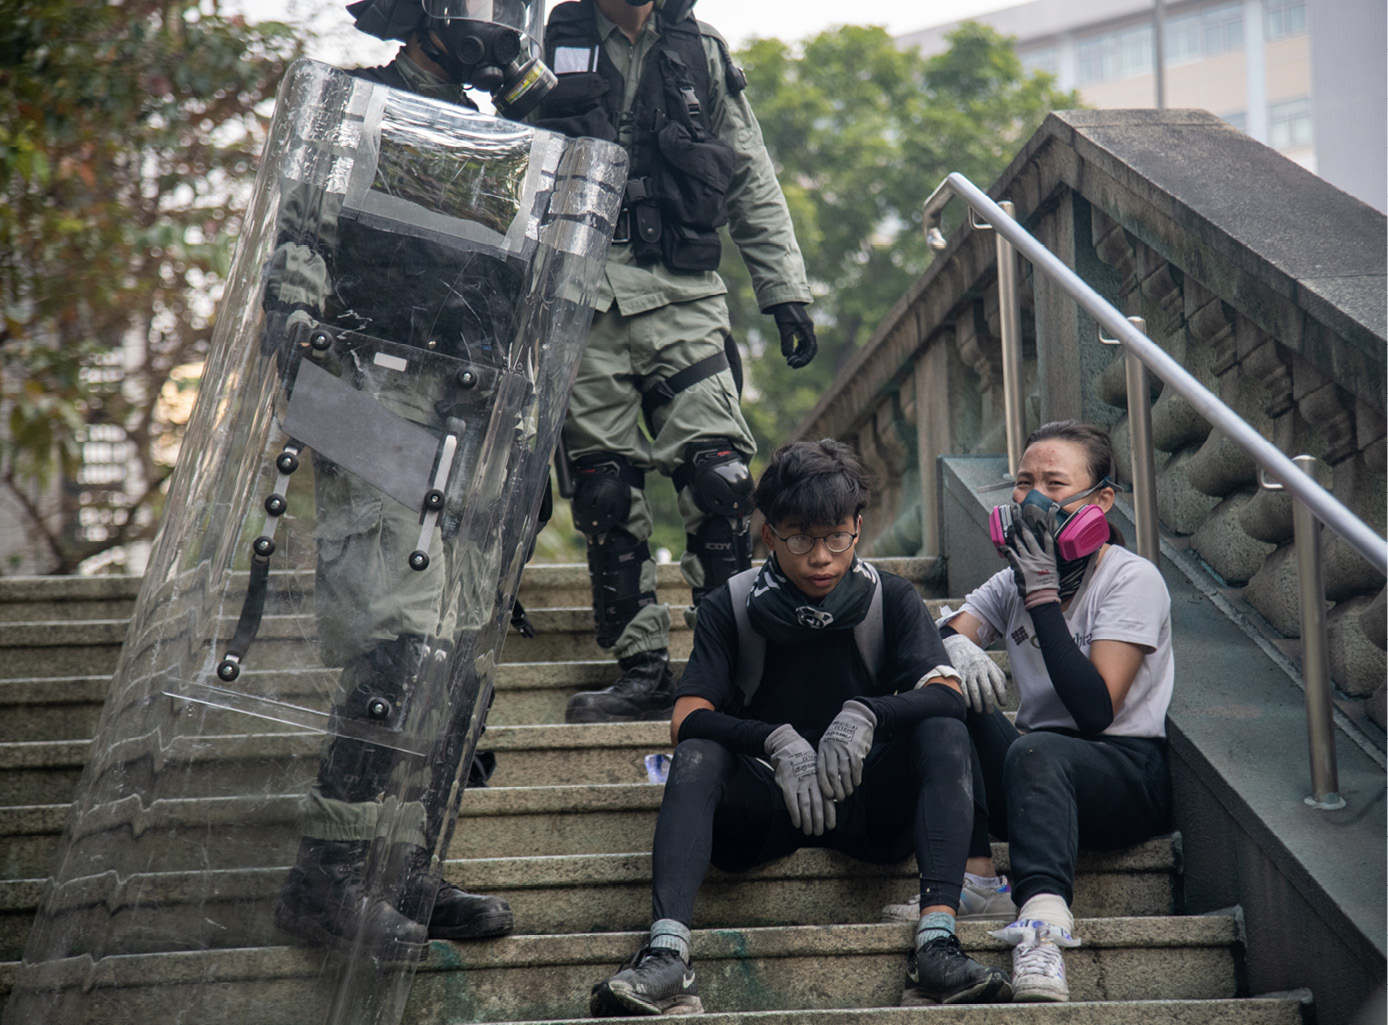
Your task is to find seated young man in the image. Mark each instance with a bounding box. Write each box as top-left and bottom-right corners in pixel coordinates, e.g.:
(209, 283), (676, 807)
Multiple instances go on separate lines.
(588, 439), (1012, 1016)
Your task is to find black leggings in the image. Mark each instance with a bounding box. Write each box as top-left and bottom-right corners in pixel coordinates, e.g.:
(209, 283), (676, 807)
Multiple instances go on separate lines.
(966, 708), (1171, 909)
(651, 716), (974, 926)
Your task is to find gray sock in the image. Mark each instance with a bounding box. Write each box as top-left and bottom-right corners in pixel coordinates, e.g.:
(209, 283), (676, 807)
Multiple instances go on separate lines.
(649, 918), (691, 964)
(915, 911), (956, 950)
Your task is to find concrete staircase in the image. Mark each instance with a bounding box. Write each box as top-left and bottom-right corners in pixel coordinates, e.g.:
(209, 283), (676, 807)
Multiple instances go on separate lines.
(0, 563), (1310, 1024)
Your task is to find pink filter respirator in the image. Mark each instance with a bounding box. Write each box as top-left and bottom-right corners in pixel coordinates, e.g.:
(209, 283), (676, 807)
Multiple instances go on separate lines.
(990, 501), (1110, 562)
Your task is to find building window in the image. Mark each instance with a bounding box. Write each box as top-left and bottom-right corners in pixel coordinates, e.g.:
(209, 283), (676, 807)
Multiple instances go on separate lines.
(1077, 23), (1153, 83)
(1165, 2), (1244, 64)
(1268, 97), (1313, 149)
(1265, 0), (1306, 40)
(1021, 45), (1060, 79)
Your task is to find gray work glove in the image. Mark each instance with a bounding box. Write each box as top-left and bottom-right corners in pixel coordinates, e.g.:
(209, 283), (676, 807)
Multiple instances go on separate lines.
(816, 699), (876, 801)
(942, 632), (1009, 714)
(1005, 503), (1061, 609)
(765, 723), (835, 836)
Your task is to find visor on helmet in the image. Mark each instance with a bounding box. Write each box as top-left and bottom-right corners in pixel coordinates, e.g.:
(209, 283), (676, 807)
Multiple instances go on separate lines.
(421, 0), (543, 44)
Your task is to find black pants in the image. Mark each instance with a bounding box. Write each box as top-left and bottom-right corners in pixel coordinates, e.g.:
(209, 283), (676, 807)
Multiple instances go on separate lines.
(651, 717), (974, 927)
(966, 708), (1171, 909)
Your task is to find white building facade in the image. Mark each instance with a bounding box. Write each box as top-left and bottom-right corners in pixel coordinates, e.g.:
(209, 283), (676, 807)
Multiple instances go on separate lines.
(899, 0), (1385, 212)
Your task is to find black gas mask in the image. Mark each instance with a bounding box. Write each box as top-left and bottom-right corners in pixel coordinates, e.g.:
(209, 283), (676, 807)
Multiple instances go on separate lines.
(418, 0), (555, 117)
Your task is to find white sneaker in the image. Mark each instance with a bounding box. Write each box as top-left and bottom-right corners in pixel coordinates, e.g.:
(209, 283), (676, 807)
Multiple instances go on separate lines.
(881, 893), (919, 923)
(881, 875), (1018, 923)
(989, 919), (1081, 1003)
(958, 874), (1017, 919)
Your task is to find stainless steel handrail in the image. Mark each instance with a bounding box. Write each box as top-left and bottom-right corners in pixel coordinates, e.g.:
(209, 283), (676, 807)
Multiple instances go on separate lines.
(923, 171), (1388, 808)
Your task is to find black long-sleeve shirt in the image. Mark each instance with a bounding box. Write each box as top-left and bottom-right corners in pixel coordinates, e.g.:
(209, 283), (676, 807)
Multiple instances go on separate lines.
(676, 569), (961, 752)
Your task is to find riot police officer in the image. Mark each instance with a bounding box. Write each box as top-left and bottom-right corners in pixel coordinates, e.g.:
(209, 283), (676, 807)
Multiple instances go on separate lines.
(534, 0), (817, 724)
(269, 0), (560, 959)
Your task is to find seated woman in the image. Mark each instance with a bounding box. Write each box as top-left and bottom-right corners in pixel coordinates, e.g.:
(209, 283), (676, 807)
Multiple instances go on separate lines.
(939, 420), (1174, 1003)
(587, 439), (1011, 1016)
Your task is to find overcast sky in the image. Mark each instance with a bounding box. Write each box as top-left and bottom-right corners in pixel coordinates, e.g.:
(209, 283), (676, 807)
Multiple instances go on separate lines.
(249, 0), (1019, 64)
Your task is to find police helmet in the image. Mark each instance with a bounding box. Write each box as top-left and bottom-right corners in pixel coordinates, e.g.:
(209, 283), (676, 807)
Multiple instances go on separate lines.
(348, 0), (555, 116)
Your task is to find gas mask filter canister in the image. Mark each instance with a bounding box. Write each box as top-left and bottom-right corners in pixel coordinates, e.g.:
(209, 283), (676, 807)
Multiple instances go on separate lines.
(989, 480), (1112, 562)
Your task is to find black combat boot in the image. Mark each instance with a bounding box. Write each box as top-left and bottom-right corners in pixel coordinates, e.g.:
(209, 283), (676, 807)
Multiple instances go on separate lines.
(564, 650), (675, 723)
(428, 880), (515, 940)
(274, 838), (427, 962)
(393, 842), (516, 941)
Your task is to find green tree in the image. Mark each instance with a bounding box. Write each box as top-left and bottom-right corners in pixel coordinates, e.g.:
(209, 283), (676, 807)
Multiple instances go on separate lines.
(719, 22), (1078, 462)
(0, 0), (299, 572)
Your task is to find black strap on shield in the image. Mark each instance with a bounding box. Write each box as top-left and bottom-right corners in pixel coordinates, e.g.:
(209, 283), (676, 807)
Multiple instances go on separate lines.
(217, 324), (467, 680)
(217, 440), (303, 682)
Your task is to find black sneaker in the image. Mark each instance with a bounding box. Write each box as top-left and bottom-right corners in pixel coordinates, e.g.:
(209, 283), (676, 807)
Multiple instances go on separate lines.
(905, 934), (1013, 1004)
(428, 880), (514, 940)
(565, 651), (675, 724)
(589, 946), (703, 1016)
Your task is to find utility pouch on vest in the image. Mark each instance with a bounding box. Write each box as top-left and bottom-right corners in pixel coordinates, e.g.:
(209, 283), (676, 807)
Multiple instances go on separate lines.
(660, 221), (722, 272)
(624, 176), (664, 263)
(654, 119), (734, 230)
(532, 72), (616, 142)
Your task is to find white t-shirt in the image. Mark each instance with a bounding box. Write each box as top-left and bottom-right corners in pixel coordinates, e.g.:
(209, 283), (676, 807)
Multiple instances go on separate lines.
(960, 546), (1174, 738)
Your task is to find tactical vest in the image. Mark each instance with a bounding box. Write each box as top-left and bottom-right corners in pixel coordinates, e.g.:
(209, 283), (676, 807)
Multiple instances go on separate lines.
(534, 0), (744, 273)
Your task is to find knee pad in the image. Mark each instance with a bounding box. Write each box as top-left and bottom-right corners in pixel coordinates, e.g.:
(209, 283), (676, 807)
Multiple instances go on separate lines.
(586, 527), (656, 649)
(674, 440), (754, 518)
(688, 515), (751, 606)
(572, 453), (644, 536)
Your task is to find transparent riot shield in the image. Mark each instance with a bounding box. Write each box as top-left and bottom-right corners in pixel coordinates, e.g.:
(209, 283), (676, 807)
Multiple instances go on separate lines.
(5, 59), (625, 1025)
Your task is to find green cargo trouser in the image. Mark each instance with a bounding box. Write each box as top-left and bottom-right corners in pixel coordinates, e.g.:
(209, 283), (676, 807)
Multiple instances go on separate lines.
(311, 354), (462, 666)
(303, 354), (498, 846)
(562, 293), (756, 660)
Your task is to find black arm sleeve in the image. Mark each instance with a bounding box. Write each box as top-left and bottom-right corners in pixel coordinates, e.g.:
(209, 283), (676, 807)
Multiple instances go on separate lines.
(1028, 601), (1115, 735)
(677, 707), (776, 758)
(857, 682), (966, 732)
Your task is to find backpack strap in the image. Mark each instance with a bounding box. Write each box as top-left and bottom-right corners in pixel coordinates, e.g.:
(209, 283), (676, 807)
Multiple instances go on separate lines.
(852, 561), (885, 685)
(727, 567), (763, 705)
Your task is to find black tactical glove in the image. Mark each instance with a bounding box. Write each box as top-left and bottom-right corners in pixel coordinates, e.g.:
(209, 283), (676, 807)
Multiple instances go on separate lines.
(260, 307), (316, 372)
(767, 302), (817, 370)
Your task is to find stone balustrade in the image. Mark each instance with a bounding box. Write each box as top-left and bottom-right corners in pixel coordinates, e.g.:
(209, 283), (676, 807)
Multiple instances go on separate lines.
(792, 109), (1386, 721)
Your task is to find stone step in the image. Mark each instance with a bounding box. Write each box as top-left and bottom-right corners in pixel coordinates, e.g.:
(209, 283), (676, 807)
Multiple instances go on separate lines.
(0, 649), (1012, 741)
(0, 608), (698, 678)
(0, 723), (676, 805)
(0, 575), (143, 622)
(407, 917), (1245, 1021)
(0, 662), (646, 743)
(0, 837), (1177, 960)
(463, 838), (1178, 933)
(0, 559), (946, 624)
(0, 745), (1108, 875)
(0, 568), (952, 682)
(0, 917), (1244, 1022)
(482, 1003), (1304, 1025)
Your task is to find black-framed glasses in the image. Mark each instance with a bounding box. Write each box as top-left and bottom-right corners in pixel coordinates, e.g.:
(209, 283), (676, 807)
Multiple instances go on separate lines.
(768, 527), (859, 556)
